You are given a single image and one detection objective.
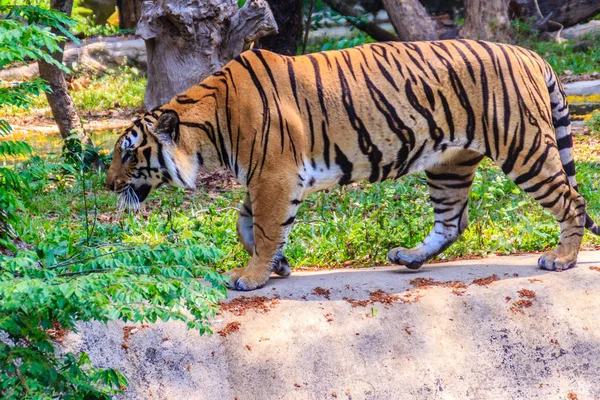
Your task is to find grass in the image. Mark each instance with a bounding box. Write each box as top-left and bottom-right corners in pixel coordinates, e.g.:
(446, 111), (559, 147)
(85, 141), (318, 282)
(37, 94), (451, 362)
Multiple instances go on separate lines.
(512, 20), (600, 75)
(1, 66), (146, 118)
(15, 132), (600, 272)
(588, 110), (600, 134)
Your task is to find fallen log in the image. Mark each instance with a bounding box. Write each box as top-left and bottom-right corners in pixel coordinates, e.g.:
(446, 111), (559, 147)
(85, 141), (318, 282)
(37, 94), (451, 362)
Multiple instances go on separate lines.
(0, 36), (146, 82)
(510, 0), (600, 29)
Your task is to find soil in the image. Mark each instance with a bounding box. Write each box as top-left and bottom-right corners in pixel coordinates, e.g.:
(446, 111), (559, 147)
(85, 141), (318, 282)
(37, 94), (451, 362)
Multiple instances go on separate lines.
(409, 277), (468, 289)
(560, 72), (600, 84)
(472, 274), (500, 286)
(219, 296), (279, 316)
(312, 287), (331, 299)
(47, 320), (67, 343)
(510, 299), (533, 313)
(343, 289), (401, 308)
(218, 321), (241, 337)
(518, 289), (536, 298)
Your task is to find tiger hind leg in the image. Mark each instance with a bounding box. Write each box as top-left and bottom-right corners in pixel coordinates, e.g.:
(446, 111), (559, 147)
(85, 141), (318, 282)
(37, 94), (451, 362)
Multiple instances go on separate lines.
(236, 193), (290, 277)
(502, 145), (586, 271)
(388, 152), (483, 269)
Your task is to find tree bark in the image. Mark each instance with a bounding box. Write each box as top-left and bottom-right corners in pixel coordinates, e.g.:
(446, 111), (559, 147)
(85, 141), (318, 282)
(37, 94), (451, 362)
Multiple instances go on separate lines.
(460, 0), (511, 41)
(117, 0), (143, 30)
(510, 0), (600, 29)
(382, 0), (439, 41)
(137, 0), (278, 110)
(322, 0), (399, 42)
(256, 0), (302, 55)
(38, 0), (92, 146)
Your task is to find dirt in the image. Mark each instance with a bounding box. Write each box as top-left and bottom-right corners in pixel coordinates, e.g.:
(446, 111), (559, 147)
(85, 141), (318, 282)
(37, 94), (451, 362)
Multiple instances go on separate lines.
(510, 299), (533, 313)
(312, 287), (331, 299)
(518, 289), (536, 299)
(220, 296), (279, 316)
(197, 169), (239, 192)
(398, 290), (423, 304)
(122, 324), (149, 342)
(590, 266), (600, 272)
(567, 392), (579, 400)
(343, 289), (400, 308)
(218, 321), (241, 337)
(472, 274), (500, 286)
(47, 319), (67, 343)
(5, 109), (140, 131)
(409, 277), (468, 290)
(560, 72), (600, 84)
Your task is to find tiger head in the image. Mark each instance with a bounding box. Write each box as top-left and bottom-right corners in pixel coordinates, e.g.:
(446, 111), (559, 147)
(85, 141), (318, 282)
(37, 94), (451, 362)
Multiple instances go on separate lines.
(105, 109), (197, 209)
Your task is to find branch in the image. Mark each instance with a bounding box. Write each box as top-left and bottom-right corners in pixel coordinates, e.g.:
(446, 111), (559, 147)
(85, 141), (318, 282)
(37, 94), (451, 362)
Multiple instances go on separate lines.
(223, 0), (278, 59)
(322, 0), (399, 42)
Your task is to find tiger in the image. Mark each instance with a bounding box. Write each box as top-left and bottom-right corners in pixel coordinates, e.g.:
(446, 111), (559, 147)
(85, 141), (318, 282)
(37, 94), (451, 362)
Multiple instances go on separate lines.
(106, 39), (600, 291)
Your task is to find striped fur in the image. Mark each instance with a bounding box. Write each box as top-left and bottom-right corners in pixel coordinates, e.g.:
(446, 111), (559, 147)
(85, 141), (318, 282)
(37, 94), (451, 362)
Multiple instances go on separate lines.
(106, 39), (599, 291)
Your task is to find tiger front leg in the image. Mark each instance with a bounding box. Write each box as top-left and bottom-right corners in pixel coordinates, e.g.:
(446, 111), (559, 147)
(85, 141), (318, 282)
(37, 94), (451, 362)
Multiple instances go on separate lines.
(227, 178), (302, 291)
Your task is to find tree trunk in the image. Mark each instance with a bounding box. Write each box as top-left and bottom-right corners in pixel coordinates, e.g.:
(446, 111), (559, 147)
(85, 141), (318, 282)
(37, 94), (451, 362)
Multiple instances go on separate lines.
(117, 0), (143, 30)
(382, 0), (439, 41)
(137, 0), (278, 110)
(460, 0), (511, 41)
(510, 0), (600, 29)
(256, 0), (302, 55)
(37, 0), (92, 146)
(323, 0), (399, 42)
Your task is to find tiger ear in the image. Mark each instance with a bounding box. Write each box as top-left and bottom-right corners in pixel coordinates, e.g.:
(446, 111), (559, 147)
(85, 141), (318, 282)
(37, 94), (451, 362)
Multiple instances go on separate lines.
(154, 111), (180, 145)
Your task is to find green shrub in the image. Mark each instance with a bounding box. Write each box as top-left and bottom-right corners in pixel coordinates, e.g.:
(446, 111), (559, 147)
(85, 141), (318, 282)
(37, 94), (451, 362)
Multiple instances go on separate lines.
(0, 4), (76, 247)
(587, 110), (600, 135)
(1, 5), (227, 399)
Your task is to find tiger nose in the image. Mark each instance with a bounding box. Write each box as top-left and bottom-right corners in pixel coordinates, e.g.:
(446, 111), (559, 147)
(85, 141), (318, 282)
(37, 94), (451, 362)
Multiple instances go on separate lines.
(105, 179), (122, 192)
(105, 181), (117, 191)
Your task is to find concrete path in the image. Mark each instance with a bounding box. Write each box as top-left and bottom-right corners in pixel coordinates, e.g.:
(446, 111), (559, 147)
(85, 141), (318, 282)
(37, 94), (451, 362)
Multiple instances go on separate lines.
(564, 80), (600, 97)
(63, 251), (600, 400)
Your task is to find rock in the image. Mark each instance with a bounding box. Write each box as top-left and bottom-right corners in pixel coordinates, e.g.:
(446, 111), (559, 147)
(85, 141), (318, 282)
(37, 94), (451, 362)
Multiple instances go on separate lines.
(562, 20), (600, 40)
(60, 251), (600, 399)
(563, 80), (600, 96)
(570, 103), (600, 116)
(0, 36), (146, 82)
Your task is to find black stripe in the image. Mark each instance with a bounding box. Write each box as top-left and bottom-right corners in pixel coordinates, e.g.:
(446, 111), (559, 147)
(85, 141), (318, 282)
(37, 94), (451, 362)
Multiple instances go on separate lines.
(334, 144), (353, 185)
(307, 54), (329, 124)
(175, 95), (199, 104)
(253, 49), (281, 100)
(286, 58), (301, 110)
(281, 216), (296, 226)
(321, 120), (330, 168)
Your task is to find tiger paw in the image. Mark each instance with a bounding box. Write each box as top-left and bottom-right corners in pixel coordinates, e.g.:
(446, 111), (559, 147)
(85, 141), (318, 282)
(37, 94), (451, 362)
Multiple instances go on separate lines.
(272, 256), (291, 277)
(538, 251), (577, 271)
(225, 268), (269, 291)
(388, 247), (424, 270)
